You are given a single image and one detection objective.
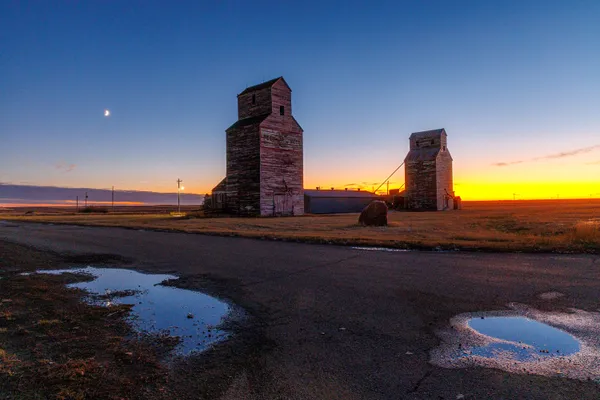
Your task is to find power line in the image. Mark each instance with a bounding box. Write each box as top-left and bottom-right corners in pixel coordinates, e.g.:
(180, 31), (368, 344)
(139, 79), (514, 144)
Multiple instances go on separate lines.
(375, 162), (405, 194)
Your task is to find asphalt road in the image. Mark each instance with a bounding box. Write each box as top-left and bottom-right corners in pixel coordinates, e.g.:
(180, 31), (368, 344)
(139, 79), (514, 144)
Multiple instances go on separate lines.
(1, 222), (600, 399)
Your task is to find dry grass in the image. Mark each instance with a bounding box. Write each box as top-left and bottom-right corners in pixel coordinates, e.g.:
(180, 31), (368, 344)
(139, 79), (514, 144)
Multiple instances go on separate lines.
(3, 199), (600, 253)
(0, 272), (177, 399)
(572, 220), (600, 243)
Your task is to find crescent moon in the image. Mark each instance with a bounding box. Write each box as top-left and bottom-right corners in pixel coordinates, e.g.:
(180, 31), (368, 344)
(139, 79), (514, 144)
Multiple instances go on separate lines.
(104, 109), (110, 117)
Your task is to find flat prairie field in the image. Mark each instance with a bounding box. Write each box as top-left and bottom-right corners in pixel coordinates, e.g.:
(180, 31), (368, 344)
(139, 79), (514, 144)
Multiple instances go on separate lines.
(2, 200), (599, 253)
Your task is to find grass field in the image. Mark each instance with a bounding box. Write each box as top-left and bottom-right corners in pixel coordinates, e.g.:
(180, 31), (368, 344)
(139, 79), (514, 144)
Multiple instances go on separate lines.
(2, 200), (600, 253)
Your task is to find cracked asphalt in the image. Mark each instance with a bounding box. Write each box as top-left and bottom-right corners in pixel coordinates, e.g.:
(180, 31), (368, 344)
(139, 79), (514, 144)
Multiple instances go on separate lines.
(1, 222), (599, 399)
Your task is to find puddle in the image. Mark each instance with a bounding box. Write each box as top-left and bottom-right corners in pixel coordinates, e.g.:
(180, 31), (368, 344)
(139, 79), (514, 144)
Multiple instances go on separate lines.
(35, 267), (234, 355)
(467, 317), (580, 361)
(351, 247), (409, 252)
(431, 303), (600, 381)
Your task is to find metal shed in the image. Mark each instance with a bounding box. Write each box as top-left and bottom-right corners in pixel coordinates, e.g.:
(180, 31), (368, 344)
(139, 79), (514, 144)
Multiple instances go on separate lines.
(304, 190), (380, 214)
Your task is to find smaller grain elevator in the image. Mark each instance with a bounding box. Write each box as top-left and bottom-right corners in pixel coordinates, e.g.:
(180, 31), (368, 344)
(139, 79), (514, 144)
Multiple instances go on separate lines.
(404, 128), (454, 211)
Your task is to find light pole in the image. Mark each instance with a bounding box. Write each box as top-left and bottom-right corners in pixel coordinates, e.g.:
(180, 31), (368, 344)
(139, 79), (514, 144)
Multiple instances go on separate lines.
(177, 179), (184, 214)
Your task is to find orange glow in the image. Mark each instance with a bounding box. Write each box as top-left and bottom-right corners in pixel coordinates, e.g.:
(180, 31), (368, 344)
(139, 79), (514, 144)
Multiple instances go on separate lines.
(180, 180), (599, 201)
(79, 175), (599, 202)
(300, 159), (600, 200)
(300, 179), (600, 201)
(454, 182), (600, 201)
(24, 159), (596, 202)
(62, 200), (144, 205)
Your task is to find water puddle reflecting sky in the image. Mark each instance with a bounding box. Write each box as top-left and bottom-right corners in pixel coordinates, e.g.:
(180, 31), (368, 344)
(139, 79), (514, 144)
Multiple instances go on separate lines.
(37, 267), (232, 355)
(431, 304), (600, 381)
(467, 316), (580, 361)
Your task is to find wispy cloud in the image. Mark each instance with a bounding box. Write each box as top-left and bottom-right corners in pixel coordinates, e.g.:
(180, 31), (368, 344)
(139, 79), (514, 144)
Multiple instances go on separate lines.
(55, 161), (77, 173)
(542, 145), (600, 160)
(493, 160), (525, 167)
(493, 145), (600, 167)
(586, 160), (600, 165)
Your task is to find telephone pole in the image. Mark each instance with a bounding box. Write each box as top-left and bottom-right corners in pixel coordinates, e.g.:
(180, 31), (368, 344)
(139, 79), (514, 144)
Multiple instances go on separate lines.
(177, 179), (183, 214)
(85, 192), (88, 207)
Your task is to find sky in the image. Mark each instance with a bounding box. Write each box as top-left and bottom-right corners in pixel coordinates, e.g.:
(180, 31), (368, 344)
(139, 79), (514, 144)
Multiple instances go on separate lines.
(1, 0), (599, 201)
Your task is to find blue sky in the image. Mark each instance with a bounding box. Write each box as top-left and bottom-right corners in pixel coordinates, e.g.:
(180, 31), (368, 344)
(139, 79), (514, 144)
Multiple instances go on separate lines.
(1, 0), (599, 199)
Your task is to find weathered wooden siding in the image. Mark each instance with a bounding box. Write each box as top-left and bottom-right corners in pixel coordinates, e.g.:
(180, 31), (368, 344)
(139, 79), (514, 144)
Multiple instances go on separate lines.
(410, 131), (445, 150)
(260, 119), (304, 216)
(270, 79), (292, 117)
(225, 123), (261, 215)
(435, 150), (453, 210)
(237, 87), (272, 119)
(258, 79), (303, 216)
(405, 160), (438, 210)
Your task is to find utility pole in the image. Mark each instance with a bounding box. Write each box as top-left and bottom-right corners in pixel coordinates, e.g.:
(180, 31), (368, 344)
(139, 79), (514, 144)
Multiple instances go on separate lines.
(112, 186), (114, 211)
(512, 193), (518, 201)
(177, 179), (183, 214)
(386, 181), (389, 195)
(85, 192), (88, 207)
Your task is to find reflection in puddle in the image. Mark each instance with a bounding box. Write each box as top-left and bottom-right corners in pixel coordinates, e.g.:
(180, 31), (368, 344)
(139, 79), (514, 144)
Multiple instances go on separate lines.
(431, 304), (600, 381)
(466, 317), (580, 361)
(37, 267), (232, 355)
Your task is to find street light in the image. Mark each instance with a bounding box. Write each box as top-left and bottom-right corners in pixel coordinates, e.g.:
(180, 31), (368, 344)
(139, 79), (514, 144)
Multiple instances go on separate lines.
(177, 179), (184, 214)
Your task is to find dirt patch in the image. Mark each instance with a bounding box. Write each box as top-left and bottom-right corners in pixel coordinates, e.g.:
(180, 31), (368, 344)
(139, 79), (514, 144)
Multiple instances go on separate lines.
(0, 271), (174, 399)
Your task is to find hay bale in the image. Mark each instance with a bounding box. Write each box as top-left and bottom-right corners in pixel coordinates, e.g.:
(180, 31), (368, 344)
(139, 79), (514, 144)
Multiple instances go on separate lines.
(358, 201), (388, 226)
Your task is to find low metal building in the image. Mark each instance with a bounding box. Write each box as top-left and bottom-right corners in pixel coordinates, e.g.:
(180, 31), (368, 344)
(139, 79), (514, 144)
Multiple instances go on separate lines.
(304, 189), (380, 214)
